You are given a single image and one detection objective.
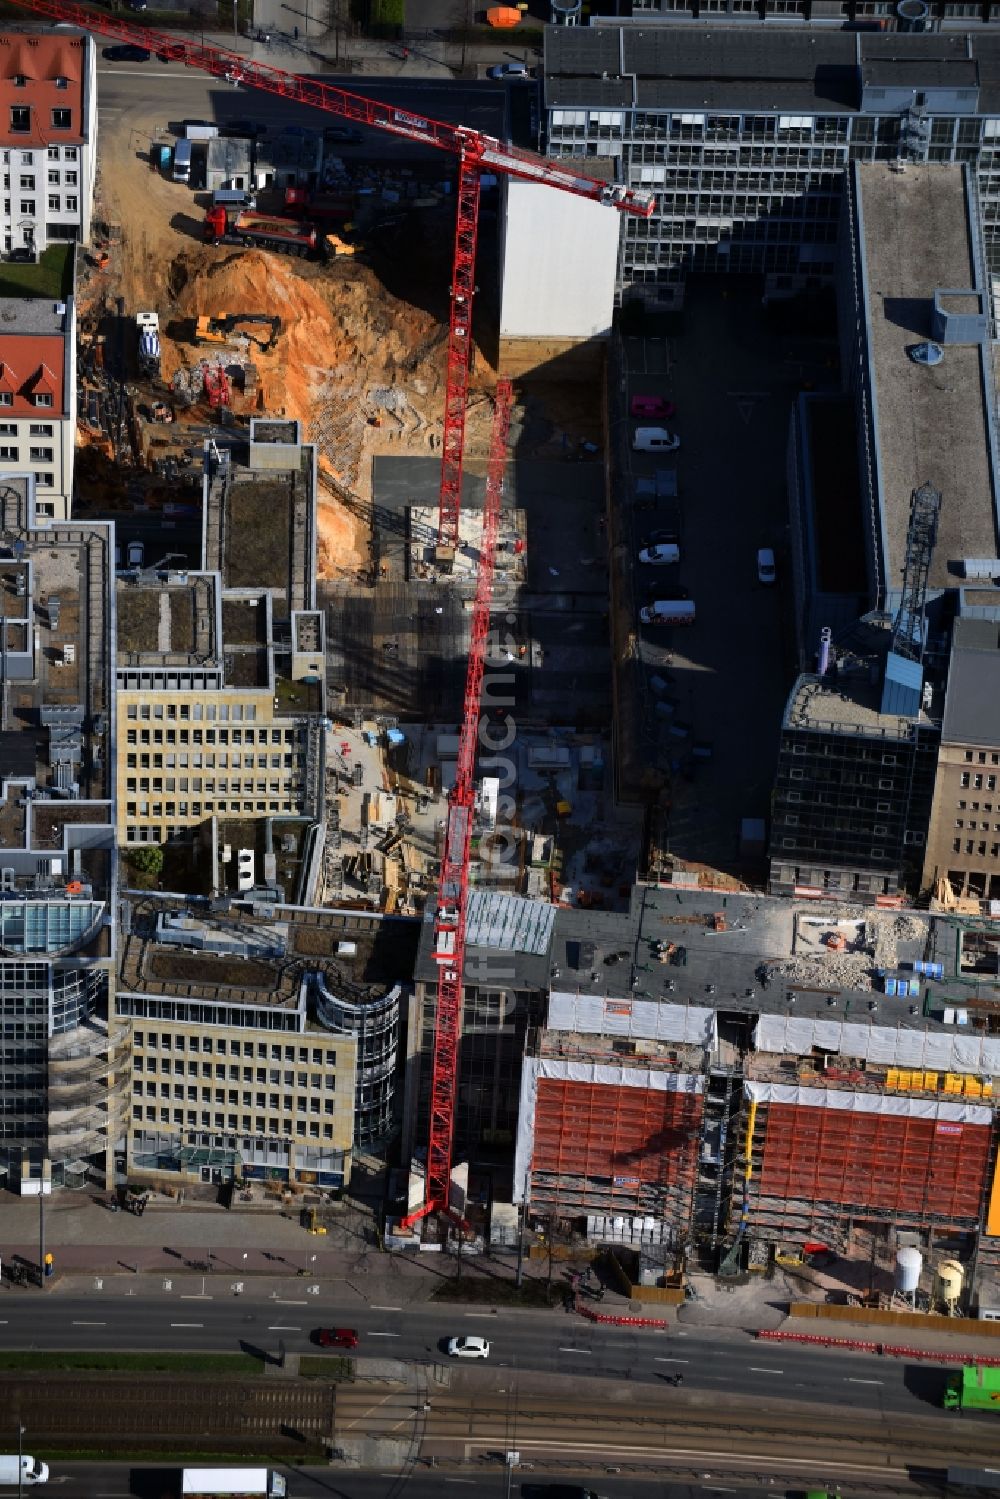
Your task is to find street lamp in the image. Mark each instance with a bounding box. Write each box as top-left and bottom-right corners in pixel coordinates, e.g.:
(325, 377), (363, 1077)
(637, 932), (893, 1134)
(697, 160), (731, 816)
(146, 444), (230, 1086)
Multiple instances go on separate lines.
(17, 1423), (25, 1499)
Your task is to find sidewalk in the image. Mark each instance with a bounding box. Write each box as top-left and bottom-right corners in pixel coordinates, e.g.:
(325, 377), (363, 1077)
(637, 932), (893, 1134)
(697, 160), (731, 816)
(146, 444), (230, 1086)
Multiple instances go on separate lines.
(0, 1192), (614, 1310)
(174, 20), (541, 81)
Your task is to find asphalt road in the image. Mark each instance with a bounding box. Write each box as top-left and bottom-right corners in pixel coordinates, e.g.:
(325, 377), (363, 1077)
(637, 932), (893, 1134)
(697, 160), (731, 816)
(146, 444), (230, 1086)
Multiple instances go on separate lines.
(96, 63), (507, 167)
(27, 1465), (795, 1499)
(0, 1290), (954, 1417)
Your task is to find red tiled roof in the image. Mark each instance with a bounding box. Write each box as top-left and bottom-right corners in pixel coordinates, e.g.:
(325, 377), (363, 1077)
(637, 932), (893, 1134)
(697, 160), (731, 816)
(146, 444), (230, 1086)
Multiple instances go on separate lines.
(0, 334), (64, 415)
(0, 33), (85, 147)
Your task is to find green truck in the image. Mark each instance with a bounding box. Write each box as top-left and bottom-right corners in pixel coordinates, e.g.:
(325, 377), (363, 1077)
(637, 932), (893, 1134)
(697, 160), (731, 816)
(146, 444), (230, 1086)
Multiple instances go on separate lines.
(943, 1366), (1000, 1411)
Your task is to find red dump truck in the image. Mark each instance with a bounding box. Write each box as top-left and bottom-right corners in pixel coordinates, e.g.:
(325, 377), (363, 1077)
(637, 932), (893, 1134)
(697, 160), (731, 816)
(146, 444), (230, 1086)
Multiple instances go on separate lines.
(284, 184), (353, 224)
(203, 205), (317, 257)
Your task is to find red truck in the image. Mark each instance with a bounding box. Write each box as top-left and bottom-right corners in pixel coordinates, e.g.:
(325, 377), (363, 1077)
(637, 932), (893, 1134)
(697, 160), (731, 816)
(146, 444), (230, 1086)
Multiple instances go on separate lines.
(203, 205), (318, 257)
(284, 185), (353, 224)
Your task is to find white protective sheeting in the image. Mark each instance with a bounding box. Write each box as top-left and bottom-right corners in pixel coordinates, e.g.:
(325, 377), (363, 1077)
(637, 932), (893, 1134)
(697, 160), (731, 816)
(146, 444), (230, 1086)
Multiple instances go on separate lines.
(513, 1055), (703, 1204)
(548, 991), (717, 1047)
(743, 1080), (992, 1125)
(753, 1013), (1000, 1074)
(500, 180), (619, 340)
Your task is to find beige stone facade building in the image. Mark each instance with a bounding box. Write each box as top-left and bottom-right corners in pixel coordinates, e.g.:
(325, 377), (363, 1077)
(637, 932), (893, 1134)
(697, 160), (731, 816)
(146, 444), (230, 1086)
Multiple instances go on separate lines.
(923, 618), (1000, 904)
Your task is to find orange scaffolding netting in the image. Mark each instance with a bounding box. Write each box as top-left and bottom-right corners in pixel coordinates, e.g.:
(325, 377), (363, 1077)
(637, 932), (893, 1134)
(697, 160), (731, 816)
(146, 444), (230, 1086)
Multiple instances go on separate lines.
(759, 1103), (991, 1221)
(530, 1078), (702, 1215)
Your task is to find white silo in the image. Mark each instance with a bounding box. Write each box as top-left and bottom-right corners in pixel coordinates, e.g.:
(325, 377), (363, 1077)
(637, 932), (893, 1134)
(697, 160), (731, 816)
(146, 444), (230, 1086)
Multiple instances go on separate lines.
(935, 1259), (965, 1314)
(895, 1245), (923, 1298)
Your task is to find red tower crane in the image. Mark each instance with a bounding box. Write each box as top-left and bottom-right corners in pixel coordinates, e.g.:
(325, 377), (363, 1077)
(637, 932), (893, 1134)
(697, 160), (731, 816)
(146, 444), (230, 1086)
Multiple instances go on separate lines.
(6, 0), (653, 550)
(4, 1), (657, 1224)
(404, 376), (513, 1229)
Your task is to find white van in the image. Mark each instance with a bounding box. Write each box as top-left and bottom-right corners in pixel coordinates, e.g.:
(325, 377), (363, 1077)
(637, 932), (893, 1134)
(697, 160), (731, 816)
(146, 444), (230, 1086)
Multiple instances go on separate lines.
(633, 426), (680, 453)
(640, 600), (696, 625)
(0, 1455), (48, 1486)
(172, 138), (192, 183)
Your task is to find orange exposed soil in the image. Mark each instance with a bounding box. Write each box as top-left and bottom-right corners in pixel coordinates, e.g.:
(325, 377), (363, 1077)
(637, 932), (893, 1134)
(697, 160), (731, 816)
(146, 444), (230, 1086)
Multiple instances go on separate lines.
(157, 248), (496, 579)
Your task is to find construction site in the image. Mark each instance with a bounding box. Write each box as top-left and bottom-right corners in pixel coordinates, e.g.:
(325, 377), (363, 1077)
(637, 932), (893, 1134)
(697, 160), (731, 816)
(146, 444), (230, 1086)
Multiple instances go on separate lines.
(65, 74), (644, 934)
(3, 0), (1000, 1335)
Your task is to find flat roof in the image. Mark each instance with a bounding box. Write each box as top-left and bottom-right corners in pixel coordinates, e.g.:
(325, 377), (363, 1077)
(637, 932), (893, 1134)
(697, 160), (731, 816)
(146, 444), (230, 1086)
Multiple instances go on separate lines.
(858, 163), (997, 592)
(0, 482), (113, 903)
(780, 616), (933, 737)
(544, 27), (1000, 115)
(119, 895), (419, 1009)
(116, 574), (218, 663)
(942, 617), (1000, 746)
(0, 297), (67, 336)
(417, 881), (996, 1035)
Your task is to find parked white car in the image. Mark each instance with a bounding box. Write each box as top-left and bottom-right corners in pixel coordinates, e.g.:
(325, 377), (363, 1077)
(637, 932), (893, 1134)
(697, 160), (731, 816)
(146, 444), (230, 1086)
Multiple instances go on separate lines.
(757, 547), (776, 585)
(447, 1335), (490, 1359)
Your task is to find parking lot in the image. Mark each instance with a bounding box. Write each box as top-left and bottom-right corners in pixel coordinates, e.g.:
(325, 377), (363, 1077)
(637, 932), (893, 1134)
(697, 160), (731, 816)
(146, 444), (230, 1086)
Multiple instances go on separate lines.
(620, 278), (810, 878)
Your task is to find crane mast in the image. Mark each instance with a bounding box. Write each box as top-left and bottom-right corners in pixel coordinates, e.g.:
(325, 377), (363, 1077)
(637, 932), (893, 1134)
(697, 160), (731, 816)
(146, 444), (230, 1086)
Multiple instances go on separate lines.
(403, 377), (514, 1229)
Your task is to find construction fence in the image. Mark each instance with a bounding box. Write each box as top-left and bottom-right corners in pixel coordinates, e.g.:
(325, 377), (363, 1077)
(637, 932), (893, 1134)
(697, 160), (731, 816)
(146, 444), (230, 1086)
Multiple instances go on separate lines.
(788, 1301), (1000, 1336)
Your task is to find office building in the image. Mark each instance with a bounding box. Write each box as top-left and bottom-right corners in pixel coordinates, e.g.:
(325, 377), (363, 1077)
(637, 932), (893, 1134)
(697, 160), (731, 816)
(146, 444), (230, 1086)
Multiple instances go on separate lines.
(543, 27), (1000, 307)
(769, 156), (999, 896)
(115, 424), (325, 872)
(116, 572), (323, 854)
(117, 898), (418, 1186)
(593, 0), (1000, 28)
(0, 476), (122, 1192)
(922, 618), (1000, 902)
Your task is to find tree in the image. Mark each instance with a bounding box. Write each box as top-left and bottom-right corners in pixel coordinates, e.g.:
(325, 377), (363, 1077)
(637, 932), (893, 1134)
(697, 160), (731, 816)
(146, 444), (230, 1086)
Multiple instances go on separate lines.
(130, 845), (164, 876)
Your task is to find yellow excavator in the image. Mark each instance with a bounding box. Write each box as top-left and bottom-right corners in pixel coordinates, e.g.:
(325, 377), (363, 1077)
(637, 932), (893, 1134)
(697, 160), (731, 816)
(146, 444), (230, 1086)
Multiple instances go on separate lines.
(324, 222), (363, 258)
(194, 312), (281, 351)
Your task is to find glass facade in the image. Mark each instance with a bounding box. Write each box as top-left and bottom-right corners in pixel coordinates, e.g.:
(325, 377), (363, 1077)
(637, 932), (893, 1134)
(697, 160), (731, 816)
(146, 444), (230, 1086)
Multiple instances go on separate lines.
(314, 976), (401, 1146)
(546, 98), (1000, 300)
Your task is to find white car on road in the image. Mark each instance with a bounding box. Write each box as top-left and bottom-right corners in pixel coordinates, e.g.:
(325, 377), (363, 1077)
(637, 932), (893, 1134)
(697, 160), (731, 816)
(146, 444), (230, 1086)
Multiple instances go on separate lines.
(447, 1335), (490, 1359)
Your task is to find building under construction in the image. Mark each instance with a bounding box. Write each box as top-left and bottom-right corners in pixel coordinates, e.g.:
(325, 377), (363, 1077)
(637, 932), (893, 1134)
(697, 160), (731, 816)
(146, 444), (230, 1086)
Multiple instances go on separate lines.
(485, 885), (1000, 1302)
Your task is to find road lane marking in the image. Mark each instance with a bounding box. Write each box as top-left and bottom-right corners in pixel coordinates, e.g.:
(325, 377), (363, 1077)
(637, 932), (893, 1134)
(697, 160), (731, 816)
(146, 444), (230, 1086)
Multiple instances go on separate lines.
(371, 1304), (401, 1311)
(268, 1325), (300, 1331)
(170, 1321), (204, 1327)
(847, 1377), (883, 1385)
(655, 1357), (690, 1363)
(275, 1299), (308, 1305)
(464, 1311), (496, 1318)
(71, 1320), (106, 1326)
(559, 1346), (591, 1354)
(369, 1331), (399, 1337)
(180, 1295), (212, 1300)
(749, 1367), (783, 1374)
(98, 69), (183, 78)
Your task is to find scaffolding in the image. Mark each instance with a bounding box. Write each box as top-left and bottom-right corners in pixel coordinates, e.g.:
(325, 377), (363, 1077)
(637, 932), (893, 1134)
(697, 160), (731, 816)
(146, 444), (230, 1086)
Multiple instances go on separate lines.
(745, 1091), (991, 1246)
(527, 1073), (702, 1223)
